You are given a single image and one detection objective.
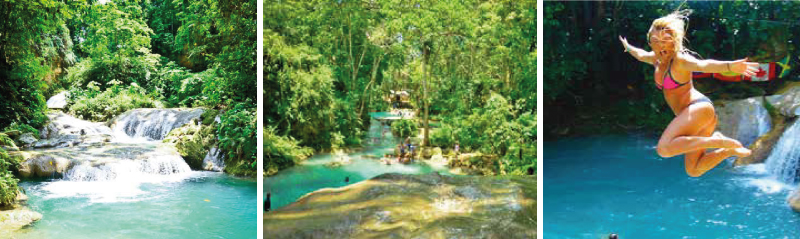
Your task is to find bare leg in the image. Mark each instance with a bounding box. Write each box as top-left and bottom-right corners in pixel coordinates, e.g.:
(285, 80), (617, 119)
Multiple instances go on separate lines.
(684, 129), (751, 177)
(657, 103), (742, 158)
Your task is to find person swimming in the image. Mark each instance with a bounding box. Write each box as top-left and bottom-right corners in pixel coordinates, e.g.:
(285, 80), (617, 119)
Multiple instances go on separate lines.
(265, 193), (271, 212)
(619, 8), (755, 177)
(345, 176), (350, 183)
(609, 233), (618, 239)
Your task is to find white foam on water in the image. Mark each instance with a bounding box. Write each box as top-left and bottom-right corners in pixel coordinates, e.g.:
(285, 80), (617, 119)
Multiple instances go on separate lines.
(111, 108), (204, 142)
(40, 171), (202, 203)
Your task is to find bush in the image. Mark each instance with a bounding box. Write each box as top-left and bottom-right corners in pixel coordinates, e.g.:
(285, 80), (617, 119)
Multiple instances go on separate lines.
(391, 119), (418, 140)
(430, 123), (456, 148)
(3, 122), (40, 139)
(68, 80), (164, 122)
(264, 126), (312, 176)
(0, 135), (19, 206)
(217, 102), (257, 177)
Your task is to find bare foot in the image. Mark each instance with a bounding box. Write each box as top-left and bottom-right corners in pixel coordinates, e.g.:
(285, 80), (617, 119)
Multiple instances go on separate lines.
(732, 147), (752, 158)
(713, 131), (743, 149)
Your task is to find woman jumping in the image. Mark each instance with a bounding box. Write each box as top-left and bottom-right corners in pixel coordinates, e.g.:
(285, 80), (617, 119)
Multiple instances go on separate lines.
(619, 9), (756, 177)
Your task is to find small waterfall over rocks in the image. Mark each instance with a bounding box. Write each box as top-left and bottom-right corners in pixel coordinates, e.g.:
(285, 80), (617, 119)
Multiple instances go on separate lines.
(17, 108), (210, 181)
(716, 97), (772, 147)
(764, 119), (800, 183)
(64, 156), (192, 181)
(202, 147), (225, 172)
(112, 108), (204, 141)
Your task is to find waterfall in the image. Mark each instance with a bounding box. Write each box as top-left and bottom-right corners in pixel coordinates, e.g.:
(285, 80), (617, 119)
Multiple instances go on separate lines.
(62, 148), (192, 181)
(202, 146), (225, 172)
(111, 108), (204, 141)
(764, 119), (800, 183)
(365, 118), (398, 147)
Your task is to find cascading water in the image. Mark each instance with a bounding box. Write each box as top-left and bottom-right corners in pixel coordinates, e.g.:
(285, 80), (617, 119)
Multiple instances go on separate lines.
(744, 100), (772, 145)
(111, 108), (204, 141)
(764, 119), (800, 183)
(365, 118), (398, 147)
(202, 146), (225, 172)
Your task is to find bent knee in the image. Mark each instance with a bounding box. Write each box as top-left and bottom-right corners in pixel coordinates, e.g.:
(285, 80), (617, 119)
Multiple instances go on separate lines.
(656, 144), (676, 158)
(685, 168), (705, 177)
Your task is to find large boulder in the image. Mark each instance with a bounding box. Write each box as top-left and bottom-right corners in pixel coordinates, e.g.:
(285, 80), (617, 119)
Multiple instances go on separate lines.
(715, 97), (771, 147)
(264, 173), (536, 239)
(162, 120), (217, 170)
(767, 83), (800, 117)
(789, 187), (800, 213)
(0, 192), (43, 236)
(15, 152), (74, 178)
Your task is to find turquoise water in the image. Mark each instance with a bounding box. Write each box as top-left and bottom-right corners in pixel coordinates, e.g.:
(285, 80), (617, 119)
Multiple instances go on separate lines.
(545, 135), (800, 238)
(15, 172), (256, 239)
(264, 147), (451, 209)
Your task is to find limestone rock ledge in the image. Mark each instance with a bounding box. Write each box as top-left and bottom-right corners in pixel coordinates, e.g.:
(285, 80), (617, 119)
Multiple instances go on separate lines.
(264, 173), (537, 238)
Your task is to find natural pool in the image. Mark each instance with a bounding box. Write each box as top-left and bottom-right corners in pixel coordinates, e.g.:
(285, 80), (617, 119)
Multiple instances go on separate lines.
(264, 147), (451, 210)
(14, 172), (256, 239)
(544, 135), (800, 238)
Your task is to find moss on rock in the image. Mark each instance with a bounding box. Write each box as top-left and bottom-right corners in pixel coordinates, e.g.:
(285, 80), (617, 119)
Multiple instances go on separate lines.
(163, 119), (218, 170)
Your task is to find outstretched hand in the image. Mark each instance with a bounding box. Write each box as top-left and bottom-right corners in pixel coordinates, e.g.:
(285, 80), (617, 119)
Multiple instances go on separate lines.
(731, 58), (760, 77)
(619, 35), (630, 52)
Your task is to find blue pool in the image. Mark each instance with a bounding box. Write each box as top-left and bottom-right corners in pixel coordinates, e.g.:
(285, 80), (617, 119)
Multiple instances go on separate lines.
(544, 135), (800, 238)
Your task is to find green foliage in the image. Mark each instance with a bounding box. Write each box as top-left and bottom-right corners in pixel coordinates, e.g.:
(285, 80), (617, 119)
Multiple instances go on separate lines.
(266, 0), (536, 175)
(391, 119), (418, 140)
(163, 121), (217, 170)
(68, 81), (164, 122)
(3, 122), (41, 140)
(264, 127), (313, 176)
(0, 142), (19, 206)
(217, 102), (257, 177)
(0, 1), (85, 130)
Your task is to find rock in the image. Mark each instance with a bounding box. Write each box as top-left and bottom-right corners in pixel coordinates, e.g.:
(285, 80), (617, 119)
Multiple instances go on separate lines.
(15, 143), (189, 179)
(0, 206), (42, 235)
(715, 97), (771, 147)
(46, 91), (68, 109)
(767, 83), (800, 117)
(735, 117), (792, 166)
(202, 146), (225, 172)
(35, 112), (112, 148)
(163, 122), (216, 170)
(18, 133), (37, 146)
(789, 187), (800, 213)
(0, 192), (42, 236)
(15, 152), (74, 178)
(264, 173), (536, 238)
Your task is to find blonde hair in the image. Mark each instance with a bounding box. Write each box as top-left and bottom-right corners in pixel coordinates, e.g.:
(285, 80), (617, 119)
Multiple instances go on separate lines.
(647, 9), (693, 55)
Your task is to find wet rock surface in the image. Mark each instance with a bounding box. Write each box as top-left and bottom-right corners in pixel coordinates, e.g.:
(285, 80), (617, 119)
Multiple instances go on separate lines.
(0, 193), (42, 236)
(264, 173), (536, 239)
(34, 112), (113, 148)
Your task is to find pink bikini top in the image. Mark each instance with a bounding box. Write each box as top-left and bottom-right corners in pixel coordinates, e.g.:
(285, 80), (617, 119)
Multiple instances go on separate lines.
(656, 58), (688, 90)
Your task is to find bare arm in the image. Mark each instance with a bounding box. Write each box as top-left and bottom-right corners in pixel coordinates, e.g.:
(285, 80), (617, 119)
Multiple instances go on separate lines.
(678, 54), (759, 77)
(619, 36), (654, 65)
